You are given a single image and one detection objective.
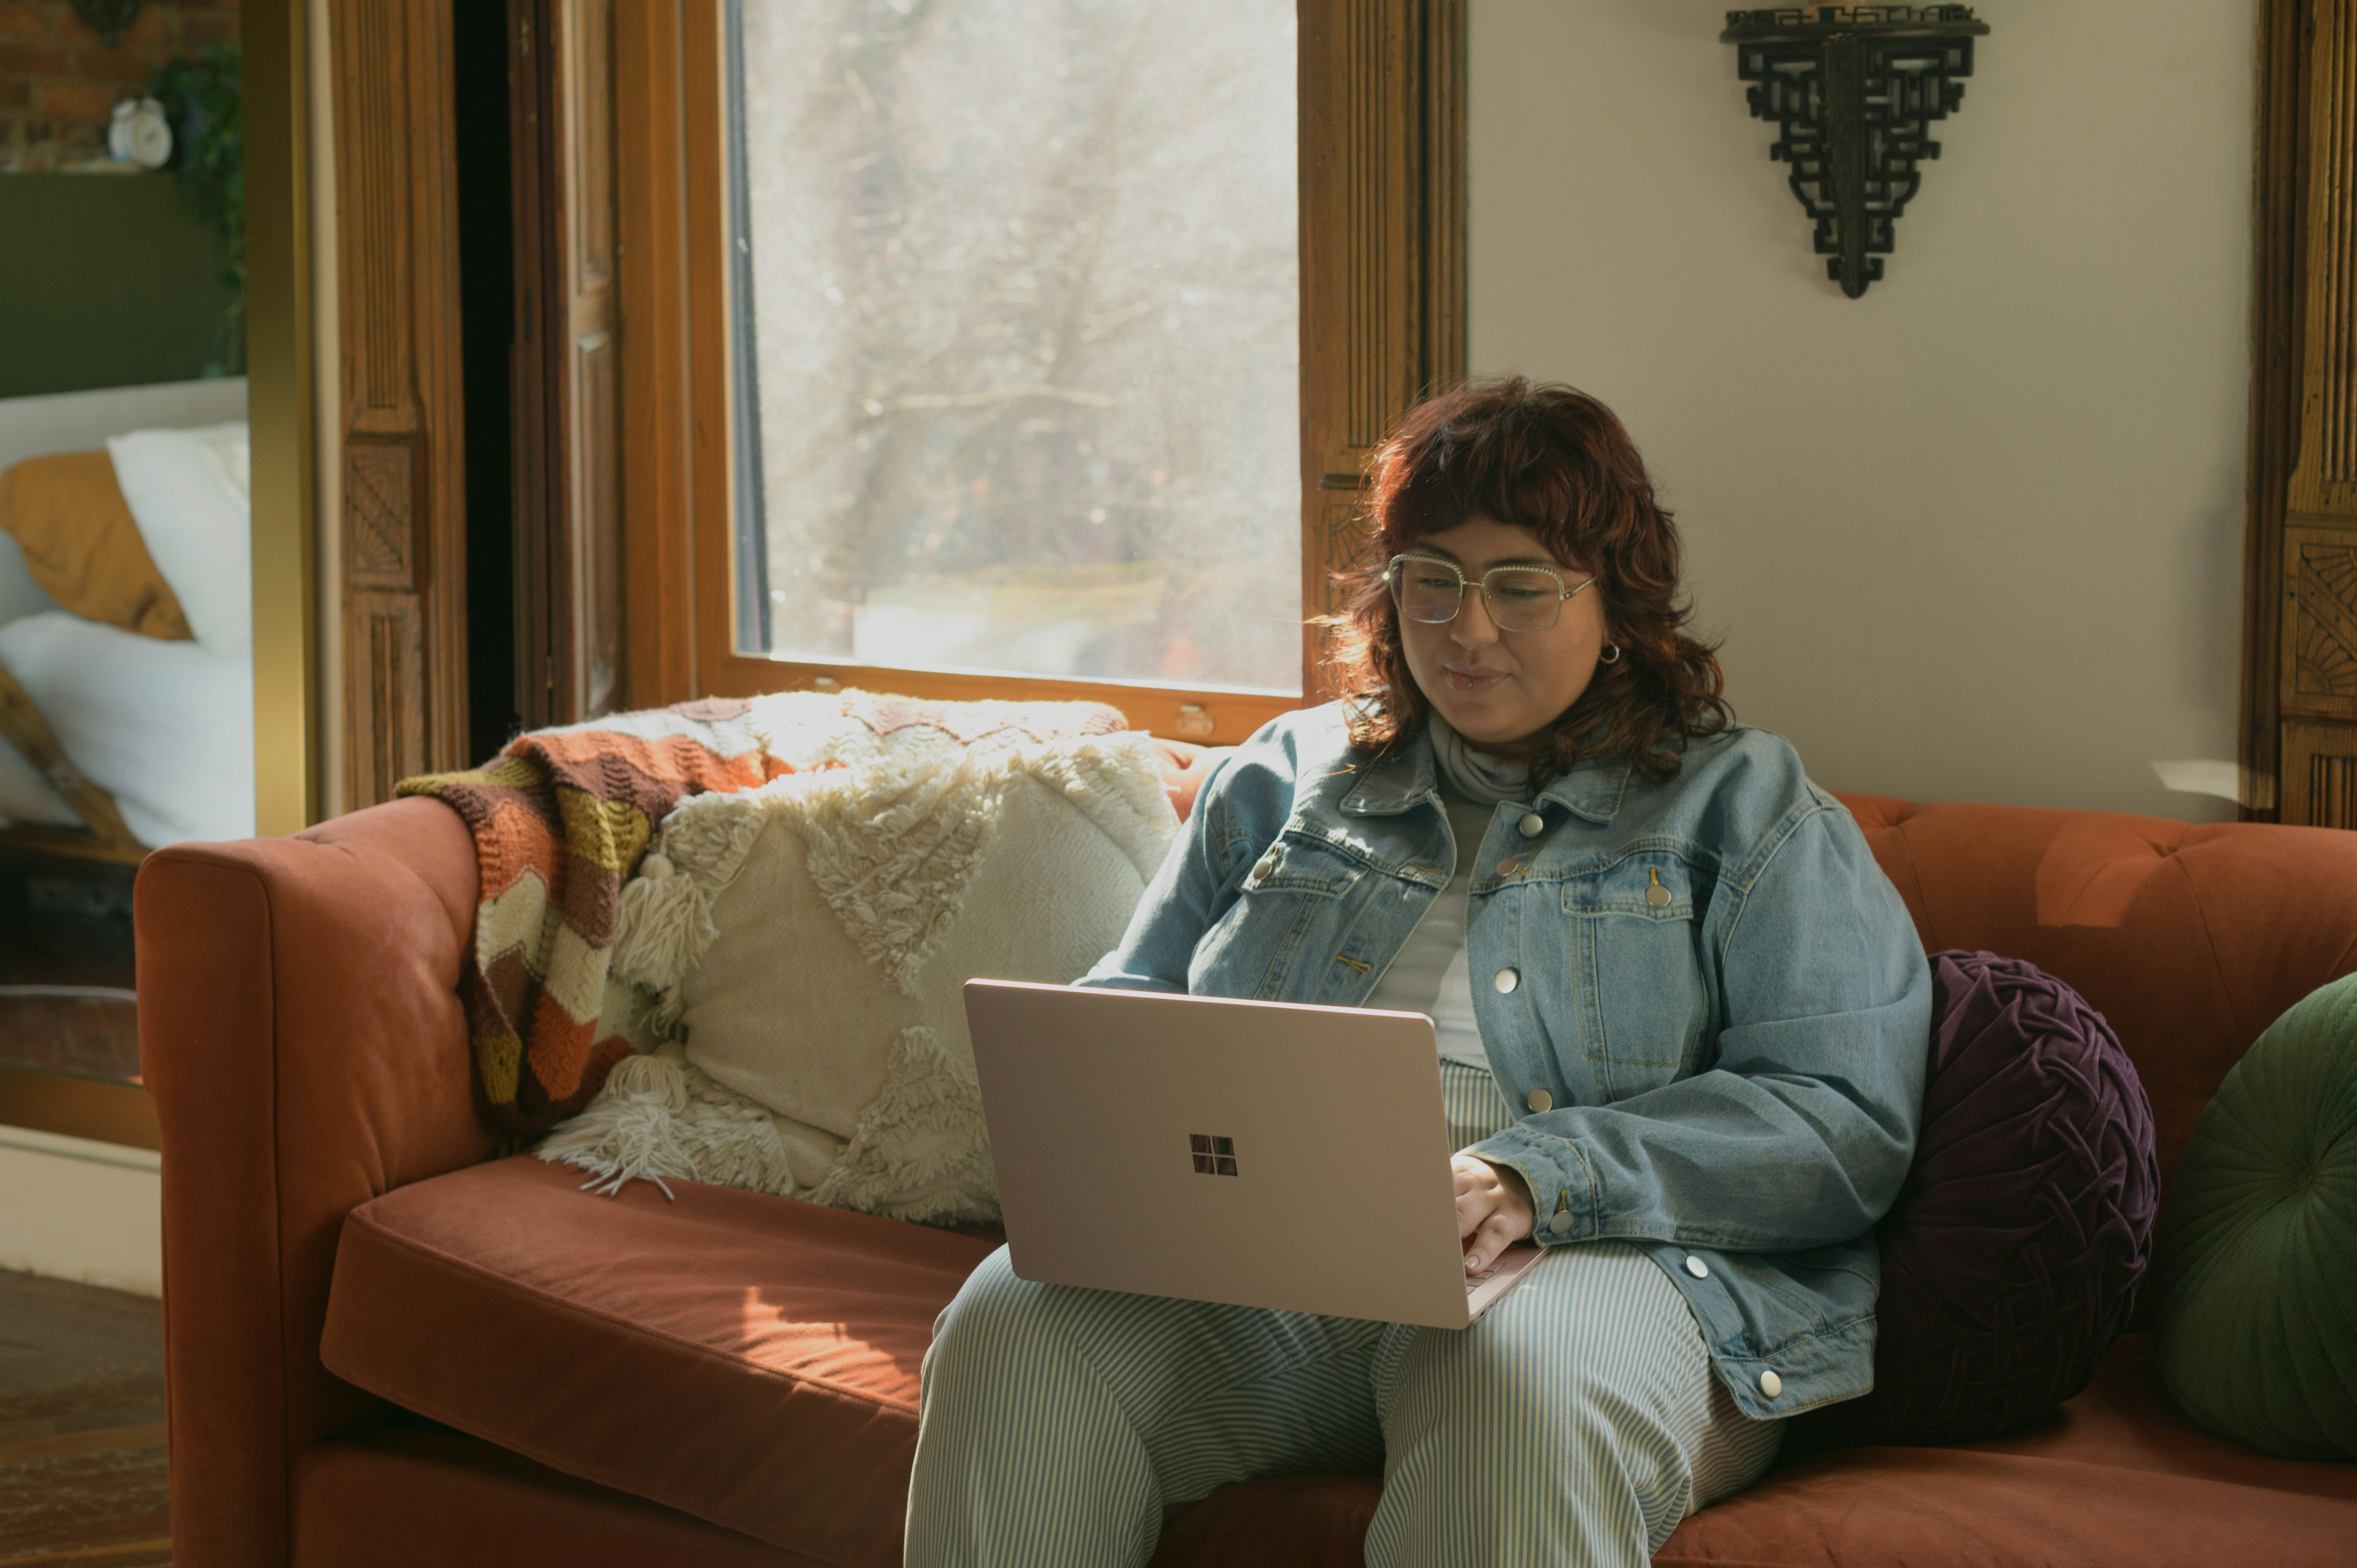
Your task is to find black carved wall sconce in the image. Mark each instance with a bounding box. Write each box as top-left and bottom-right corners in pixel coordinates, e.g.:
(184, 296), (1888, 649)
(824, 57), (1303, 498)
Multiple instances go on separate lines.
(1721, 6), (1991, 298)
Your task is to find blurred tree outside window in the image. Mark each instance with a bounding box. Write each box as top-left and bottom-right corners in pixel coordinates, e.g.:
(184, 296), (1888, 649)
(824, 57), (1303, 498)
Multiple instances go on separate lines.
(730, 0), (1302, 693)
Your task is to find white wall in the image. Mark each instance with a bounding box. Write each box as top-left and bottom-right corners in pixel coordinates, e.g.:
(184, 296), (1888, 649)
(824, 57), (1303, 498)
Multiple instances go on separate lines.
(1468, 0), (2254, 819)
(0, 1128), (161, 1296)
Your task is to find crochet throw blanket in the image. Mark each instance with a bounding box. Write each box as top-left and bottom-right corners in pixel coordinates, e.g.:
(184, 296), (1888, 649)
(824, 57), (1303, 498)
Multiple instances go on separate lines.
(398, 698), (794, 1138)
(398, 690), (1138, 1141)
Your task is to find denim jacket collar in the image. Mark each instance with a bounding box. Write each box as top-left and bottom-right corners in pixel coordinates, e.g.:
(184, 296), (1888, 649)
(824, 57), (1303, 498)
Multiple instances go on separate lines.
(1336, 729), (1634, 826)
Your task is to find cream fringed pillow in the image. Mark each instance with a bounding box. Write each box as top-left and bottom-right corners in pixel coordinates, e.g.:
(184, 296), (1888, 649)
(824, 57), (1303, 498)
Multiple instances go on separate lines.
(537, 697), (1178, 1224)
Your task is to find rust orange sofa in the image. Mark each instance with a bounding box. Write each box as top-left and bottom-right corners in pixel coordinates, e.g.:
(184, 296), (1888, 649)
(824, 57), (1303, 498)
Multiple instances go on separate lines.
(136, 789), (2357, 1567)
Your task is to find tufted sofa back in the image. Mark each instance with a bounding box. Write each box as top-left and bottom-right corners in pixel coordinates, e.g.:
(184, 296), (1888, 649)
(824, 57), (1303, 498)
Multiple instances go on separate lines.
(1835, 794), (2357, 1207)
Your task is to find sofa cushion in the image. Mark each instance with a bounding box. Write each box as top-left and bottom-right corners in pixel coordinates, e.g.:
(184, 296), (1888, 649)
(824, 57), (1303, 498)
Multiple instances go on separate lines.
(1146, 1338), (2357, 1568)
(320, 1155), (997, 1566)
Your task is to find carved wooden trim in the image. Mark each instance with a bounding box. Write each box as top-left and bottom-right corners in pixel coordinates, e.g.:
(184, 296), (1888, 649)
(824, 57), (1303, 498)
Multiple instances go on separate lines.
(344, 440), (420, 590)
(2291, 0), (2357, 516)
(330, 0), (469, 807)
(1298, 0), (1467, 698)
(345, 596), (429, 808)
(2284, 523), (2357, 720)
(2250, 0), (2357, 825)
(2281, 718), (2357, 828)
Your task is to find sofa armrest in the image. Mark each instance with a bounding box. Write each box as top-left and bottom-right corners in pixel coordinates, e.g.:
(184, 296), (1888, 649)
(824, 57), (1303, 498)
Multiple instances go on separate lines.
(137, 796), (495, 1568)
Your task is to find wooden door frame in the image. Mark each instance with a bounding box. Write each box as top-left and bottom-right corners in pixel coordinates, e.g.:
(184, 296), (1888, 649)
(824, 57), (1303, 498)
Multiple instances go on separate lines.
(325, 0), (470, 806)
(1298, 0), (1467, 703)
(2242, 0), (2308, 819)
(511, 0), (627, 730)
(511, 0), (562, 731)
(2246, 0), (2357, 826)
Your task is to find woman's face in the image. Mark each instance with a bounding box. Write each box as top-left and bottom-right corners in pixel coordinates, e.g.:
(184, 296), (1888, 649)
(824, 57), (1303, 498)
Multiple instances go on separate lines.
(1395, 516), (1609, 751)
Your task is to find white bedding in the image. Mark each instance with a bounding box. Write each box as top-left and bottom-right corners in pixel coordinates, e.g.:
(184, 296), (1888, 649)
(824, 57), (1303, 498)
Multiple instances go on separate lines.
(0, 611), (254, 846)
(0, 379), (255, 846)
(109, 422), (252, 654)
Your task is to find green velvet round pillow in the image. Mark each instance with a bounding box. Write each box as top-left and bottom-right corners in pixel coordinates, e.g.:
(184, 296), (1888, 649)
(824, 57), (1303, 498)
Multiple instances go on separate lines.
(2155, 971), (2357, 1459)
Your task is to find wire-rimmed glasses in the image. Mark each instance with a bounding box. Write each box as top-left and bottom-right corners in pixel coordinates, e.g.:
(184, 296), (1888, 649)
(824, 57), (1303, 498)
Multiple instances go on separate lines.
(1382, 553), (1596, 633)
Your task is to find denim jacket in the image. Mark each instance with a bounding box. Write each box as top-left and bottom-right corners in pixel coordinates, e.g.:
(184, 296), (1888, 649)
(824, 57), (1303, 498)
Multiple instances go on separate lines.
(1079, 704), (1929, 1419)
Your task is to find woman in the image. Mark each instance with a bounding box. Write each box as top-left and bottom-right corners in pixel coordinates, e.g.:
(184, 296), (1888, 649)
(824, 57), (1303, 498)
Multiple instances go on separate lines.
(906, 378), (1929, 1566)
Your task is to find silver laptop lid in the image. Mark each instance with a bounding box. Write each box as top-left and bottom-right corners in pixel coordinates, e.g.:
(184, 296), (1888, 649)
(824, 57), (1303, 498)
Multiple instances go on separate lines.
(965, 979), (1481, 1329)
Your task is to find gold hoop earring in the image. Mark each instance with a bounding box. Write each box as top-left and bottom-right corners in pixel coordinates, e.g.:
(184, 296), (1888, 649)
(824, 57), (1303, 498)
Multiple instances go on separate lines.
(1598, 643), (1622, 665)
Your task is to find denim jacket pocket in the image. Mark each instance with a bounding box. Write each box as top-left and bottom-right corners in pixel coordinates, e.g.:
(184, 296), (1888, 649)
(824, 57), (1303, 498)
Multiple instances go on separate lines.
(1193, 832), (1382, 1001)
(1564, 854), (1714, 1100)
(1242, 834), (1358, 896)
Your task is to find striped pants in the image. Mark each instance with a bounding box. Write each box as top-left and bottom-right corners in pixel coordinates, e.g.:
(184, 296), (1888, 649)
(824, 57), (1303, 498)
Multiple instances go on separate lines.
(905, 1063), (1785, 1567)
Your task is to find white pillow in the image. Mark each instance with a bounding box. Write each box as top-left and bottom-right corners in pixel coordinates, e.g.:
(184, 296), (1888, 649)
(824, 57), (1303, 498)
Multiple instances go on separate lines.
(107, 421), (251, 655)
(543, 719), (1177, 1224)
(0, 610), (254, 846)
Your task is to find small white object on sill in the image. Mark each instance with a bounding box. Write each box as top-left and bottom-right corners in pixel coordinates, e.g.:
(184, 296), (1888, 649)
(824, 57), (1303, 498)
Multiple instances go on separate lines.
(107, 97), (173, 170)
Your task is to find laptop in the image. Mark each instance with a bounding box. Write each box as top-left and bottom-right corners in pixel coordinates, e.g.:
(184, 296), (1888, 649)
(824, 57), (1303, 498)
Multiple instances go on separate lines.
(963, 979), (1545, 1330)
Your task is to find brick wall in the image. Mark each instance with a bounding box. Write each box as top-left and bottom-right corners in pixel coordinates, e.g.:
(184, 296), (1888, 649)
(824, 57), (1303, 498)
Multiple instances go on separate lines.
(0, 1), (239, 171)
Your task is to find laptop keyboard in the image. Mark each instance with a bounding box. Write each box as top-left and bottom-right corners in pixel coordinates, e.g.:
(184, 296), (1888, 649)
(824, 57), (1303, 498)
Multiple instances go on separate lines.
(1465, 1258), (1510, 1294)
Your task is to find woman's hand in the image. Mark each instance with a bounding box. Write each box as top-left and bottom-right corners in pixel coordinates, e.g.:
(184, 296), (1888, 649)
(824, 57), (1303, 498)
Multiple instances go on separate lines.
(1452, 1154), (1535, 1273)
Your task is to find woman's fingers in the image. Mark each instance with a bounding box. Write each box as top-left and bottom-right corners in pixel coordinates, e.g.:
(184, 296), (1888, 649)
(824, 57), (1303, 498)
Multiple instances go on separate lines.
(1451, 1152), (1542, 1270)
(1464, 1210), (1523, 1275)
(1454, 1178), (1497, 1242)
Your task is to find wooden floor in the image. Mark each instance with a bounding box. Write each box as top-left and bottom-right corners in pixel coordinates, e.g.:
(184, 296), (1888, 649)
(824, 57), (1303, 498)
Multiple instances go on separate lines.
(0, 1270), (168, 1566)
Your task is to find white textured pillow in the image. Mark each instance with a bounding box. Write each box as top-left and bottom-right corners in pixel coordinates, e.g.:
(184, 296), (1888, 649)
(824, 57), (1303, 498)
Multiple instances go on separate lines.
(544, 717), (1176, 1223)
(107, 422), (251, 655)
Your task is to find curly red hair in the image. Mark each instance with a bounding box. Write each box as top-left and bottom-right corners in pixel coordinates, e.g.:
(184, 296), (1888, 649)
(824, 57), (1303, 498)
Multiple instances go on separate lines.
(1320, 377), (1732, 782)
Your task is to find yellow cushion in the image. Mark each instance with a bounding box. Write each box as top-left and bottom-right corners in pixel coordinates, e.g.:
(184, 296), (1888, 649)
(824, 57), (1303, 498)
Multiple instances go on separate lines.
(0, 450), (192, 641)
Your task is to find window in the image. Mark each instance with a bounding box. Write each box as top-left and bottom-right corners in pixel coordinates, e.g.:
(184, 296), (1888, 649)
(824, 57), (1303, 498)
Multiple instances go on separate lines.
(727, 0), (1303, 697)
(615, 0), (1463, 745)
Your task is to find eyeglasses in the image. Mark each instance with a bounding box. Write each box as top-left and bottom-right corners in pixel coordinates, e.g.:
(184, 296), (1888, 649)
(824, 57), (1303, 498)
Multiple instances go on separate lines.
(1382, 553), (1596, 634)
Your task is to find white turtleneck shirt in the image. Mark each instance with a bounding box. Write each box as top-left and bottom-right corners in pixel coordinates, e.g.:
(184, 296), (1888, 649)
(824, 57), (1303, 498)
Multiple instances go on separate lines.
(1362, 779), (1497, 1070)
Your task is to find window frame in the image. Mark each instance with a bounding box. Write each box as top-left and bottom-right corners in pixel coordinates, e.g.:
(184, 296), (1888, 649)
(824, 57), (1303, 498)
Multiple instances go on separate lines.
(616, 0), (1463, 745)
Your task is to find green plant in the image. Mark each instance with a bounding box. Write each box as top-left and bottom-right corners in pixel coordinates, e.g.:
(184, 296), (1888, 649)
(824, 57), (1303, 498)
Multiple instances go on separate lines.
(150, 41), (243, 373)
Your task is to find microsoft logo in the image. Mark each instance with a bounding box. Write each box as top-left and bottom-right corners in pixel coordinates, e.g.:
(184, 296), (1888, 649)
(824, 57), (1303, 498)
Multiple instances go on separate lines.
(1189, 1134), (1238, 1176)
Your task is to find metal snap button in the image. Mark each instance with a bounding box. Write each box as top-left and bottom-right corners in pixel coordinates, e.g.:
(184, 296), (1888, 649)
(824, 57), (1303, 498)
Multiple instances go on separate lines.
(1493, 968), (1519, 994)
(1759, 1369), (1783, 1398)
(1495, 858), (1520, 876)
(1518, 811), (1545, 838)
(1547, 1210), (1574, 1236)
(1525, 1088), (1552, 1112)
(1684, 1254), (1709, 1279)
(1645, 868), (1672, 909)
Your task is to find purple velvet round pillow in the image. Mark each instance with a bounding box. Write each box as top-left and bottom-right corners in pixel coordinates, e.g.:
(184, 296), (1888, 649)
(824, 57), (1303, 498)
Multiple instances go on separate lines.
(1806, 950), (2159, 1448)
